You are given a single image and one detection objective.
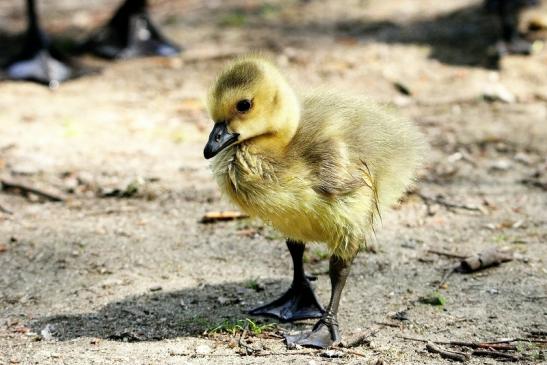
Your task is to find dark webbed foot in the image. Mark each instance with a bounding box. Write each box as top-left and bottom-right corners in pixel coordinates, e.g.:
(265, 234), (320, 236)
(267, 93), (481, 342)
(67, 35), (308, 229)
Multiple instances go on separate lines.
(285, 316), (339, 348)
(82, 0), (181, 59)
(496, 37), (533, 56)
(5, 0), (76, 85)
(249, 240), (324, 321)
(6, 49), (73, 85)
(249, 280), (324, 322)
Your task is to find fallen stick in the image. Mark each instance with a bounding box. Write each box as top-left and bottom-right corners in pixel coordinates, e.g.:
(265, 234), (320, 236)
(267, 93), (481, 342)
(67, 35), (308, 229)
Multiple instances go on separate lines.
(399, 335), (546, 347)
(200, 210), (249, 223)
(426, 342), (470, 362)
(436, 267), (457, 289)
(427, 249), (469, 260)
(472, 349), (520, 361)
(459, 247), (513, 273)
(0, 178), (65, 202)
(486, 338), (547, 344)
(449, 341), (516, 351)
(374, 321), (401, 328)
(415, 193), (482, 213)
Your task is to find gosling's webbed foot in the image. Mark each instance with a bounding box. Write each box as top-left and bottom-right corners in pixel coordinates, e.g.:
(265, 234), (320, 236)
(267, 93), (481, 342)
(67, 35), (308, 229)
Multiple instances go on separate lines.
(249, 283), (324, 322)
(285, 317), (340, 349)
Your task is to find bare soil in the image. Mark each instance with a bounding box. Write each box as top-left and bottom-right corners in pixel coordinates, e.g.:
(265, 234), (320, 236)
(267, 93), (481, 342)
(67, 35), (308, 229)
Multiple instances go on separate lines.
(1, 0), (546, 364)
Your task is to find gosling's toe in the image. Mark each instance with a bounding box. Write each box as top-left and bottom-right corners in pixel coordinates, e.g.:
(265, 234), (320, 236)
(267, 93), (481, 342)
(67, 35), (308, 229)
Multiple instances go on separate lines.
(285, 317), (340, 349)
(249, 284), (325, 322)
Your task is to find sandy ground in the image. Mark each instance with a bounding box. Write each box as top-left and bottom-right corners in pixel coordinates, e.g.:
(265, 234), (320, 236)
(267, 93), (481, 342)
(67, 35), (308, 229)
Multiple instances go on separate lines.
(1, 0), (546, 364)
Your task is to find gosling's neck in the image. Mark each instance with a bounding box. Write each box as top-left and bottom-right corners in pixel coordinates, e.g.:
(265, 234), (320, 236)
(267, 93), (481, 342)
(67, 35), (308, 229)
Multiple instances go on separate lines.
(245, 84), (300, 157)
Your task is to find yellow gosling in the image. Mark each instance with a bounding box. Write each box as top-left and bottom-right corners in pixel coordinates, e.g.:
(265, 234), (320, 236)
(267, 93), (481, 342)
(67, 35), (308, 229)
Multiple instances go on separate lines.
(204, 56), (426, 348)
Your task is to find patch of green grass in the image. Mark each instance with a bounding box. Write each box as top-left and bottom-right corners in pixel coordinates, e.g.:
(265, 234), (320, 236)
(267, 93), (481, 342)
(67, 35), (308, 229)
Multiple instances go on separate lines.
(219, 11), (247, 27)
(258, 3), (281, 19)
(493, 233), (508, 244)
(244, 277), (260, 291)
(206, 318), (276, 336)
(419, 291), (446, 306)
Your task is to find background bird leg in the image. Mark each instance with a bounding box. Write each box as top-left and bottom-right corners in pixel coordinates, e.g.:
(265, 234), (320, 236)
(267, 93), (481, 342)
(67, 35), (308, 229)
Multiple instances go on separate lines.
(489, 0), (537, 55)
(249, 239), (324, 322)
(4, 0), (74, 85)
(285, 254), (355, 348)
(81, 0), (181, 59)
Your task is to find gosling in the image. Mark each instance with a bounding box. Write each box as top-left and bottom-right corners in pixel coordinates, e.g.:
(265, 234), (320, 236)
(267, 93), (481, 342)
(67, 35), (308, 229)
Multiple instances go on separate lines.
(203, 56), (425, 348)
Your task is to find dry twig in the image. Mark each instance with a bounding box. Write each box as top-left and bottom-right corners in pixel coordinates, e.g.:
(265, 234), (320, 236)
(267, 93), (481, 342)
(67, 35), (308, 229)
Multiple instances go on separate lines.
(426, 342), (470, 362)
(0, 178), (65, 202)
(472, 349), (520, 361)
(459, 247), (513, 272)
(427, 249), (469, 260)
(415, 192), (482, 213)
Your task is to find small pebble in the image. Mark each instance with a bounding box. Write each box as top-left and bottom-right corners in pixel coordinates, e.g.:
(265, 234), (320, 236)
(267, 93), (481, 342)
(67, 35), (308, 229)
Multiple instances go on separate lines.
(320, 349), (345, 358)
(217, 296), (229, 304)
(149, 285), (162, 292)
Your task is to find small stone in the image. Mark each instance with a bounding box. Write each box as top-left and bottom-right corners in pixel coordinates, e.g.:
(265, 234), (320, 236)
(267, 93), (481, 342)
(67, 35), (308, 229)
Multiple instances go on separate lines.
(149, 285), (162, 292)
(217, 296), (229, 305)
(513, 152), (533, 165)
(40, 324), (55, 341)
(482, 84), (515, 103)
(489, 159), (512, 171)
(320, 349), (345, 358)
(286, 342), (302, 350)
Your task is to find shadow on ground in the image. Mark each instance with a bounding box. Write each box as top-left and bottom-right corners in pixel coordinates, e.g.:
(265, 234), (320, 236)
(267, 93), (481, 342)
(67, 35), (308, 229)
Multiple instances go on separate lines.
(29, 280), (291, 342)
(334, 4), (502, 68)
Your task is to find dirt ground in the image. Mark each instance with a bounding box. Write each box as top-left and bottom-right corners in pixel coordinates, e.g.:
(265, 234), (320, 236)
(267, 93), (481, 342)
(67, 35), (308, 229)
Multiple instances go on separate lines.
(1, 0), (546, 364)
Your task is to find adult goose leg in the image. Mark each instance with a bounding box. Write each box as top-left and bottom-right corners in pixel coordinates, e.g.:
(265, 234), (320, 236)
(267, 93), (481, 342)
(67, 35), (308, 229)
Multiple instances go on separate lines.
(5, 0), (74, 85)
(82, 0), (181, 59)
(285, 254), (355, 348)
(249, 239), (324, 322)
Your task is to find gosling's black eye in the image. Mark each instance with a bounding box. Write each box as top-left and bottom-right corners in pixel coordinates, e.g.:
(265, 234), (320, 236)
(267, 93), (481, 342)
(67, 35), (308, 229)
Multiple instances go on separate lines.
(236, 99), (252, 113)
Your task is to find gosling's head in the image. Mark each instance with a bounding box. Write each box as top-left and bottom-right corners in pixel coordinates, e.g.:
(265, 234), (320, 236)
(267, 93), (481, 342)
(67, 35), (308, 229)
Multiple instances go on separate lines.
(204, 57), (300, 159)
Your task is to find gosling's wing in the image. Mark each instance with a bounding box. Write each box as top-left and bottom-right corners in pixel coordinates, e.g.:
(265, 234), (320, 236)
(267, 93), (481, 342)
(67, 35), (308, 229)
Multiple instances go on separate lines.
(314, 163), (371, 197)
(294, 93), (374, 197)
(297, 134), (371, 197)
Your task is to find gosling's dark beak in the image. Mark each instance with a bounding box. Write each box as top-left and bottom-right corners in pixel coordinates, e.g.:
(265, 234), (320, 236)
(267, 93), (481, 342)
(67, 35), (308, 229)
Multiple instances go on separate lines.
(204, 122), (239, 159)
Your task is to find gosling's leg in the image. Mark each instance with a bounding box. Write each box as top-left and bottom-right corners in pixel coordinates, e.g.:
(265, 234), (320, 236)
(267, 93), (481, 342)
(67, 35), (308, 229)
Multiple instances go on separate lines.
(285, 254), (354, 348)
(81, 0), (181, 59)
(249, 239), (324, 322)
